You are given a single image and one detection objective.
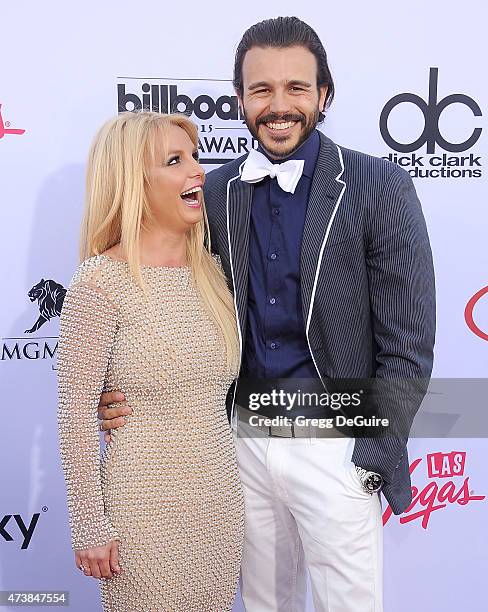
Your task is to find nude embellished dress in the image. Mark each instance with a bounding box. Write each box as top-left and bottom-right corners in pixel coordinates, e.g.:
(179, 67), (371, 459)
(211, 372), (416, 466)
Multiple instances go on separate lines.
(57, 255), (244, 611)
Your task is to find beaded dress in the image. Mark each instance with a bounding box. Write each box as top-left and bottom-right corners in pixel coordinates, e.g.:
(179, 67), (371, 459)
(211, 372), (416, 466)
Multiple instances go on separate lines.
(57, 255), (243, 611)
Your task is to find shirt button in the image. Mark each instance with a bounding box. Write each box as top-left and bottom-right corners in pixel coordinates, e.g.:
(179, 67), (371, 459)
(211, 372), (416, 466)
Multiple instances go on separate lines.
(270, 253), (277, 260)
(270, 342), (277, 350)
(273, 208), (280, 216)
(269, 297), (276, 305)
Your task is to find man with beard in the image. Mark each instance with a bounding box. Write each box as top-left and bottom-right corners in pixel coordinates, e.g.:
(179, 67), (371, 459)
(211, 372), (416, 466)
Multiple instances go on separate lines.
(98, 16), (435, 612)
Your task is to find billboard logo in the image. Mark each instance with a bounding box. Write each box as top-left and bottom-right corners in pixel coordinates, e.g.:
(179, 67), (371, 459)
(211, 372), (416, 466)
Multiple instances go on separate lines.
(117, 78), (257, 166)
(0, 103), (25, 140)
(118, 83), (244, 121)
(383, 451), (485, 529)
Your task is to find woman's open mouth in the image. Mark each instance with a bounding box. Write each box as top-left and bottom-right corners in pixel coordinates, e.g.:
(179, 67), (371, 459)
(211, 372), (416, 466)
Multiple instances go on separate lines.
(180, 186), (202, 208)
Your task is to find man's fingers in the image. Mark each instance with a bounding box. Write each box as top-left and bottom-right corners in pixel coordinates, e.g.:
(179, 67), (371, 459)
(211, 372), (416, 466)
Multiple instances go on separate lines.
(109, 542), (121, 574)
(98, 391), (125, 408)
(98, 406), (132, 421)
(99, 417), (126, 432)
(104, 432), (112, 444)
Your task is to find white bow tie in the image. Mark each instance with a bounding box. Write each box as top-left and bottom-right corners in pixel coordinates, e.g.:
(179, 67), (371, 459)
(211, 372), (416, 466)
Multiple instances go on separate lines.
(240, 149), (305, 194)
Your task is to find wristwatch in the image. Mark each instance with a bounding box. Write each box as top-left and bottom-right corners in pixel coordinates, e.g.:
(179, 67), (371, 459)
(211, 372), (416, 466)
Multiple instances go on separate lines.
(355, 466), (384, 494)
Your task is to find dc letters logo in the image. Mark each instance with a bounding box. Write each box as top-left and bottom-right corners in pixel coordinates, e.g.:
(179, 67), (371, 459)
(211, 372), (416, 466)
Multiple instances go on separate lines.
(1, 278), (66, 368)
(380, 68), (483, 179)
(382, 451), (485, 529)
(117, 78), (257, 168)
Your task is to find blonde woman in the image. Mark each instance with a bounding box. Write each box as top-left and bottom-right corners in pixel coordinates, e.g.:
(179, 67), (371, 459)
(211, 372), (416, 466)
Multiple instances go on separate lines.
(57, 112), (243, 611)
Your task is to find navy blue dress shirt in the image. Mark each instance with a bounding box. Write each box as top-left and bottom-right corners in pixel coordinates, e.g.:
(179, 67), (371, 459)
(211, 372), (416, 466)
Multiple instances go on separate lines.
(239, 130), (322, 416)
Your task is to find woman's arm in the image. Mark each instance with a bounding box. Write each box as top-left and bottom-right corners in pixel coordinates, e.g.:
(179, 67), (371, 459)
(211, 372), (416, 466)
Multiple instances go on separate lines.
(57, 280), (120, 573)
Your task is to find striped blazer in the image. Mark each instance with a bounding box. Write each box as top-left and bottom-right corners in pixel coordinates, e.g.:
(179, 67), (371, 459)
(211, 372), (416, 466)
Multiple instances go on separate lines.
(203, 131), (436, 515)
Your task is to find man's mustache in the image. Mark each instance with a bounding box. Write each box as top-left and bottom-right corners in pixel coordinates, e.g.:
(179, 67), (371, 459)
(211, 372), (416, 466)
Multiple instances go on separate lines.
(257, 113), (305, 125)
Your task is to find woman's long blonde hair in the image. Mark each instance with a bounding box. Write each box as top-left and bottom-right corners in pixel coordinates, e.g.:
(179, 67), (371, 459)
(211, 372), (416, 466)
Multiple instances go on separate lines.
(80, 111), (239, 370)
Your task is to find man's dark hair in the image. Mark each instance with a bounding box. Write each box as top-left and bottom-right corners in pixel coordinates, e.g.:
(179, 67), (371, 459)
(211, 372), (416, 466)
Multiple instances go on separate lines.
(233, 16), (335, 121)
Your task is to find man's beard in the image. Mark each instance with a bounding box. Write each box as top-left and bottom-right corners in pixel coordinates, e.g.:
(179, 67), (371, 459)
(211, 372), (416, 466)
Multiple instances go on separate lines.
(242, 106), (321, 160)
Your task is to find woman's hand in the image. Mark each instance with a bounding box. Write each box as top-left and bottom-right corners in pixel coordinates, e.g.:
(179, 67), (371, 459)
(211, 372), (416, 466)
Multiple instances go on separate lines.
(75, 540), (120, 579)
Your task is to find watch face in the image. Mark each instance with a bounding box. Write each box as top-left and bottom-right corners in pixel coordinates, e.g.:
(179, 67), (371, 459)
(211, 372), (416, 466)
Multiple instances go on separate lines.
(365, 474), (383, 492)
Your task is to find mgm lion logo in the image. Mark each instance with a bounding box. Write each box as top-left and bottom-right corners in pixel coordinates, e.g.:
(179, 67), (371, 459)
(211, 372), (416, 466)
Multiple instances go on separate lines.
(25, 279), (67, 334)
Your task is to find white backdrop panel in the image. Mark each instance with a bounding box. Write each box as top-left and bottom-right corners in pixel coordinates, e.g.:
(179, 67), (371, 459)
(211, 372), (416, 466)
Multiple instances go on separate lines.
(1, 1), (487, 610)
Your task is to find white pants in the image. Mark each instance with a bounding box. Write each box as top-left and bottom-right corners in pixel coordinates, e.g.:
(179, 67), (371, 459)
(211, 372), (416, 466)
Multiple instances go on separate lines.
(233, 418), (383, 612)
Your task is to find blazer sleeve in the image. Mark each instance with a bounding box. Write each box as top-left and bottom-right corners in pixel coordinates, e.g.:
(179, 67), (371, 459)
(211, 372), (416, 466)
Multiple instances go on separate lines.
(57, 280), (120, 550)
(354, 167), (436, 483)
(366, 166), (436, 380)
(203, 170), (221, 256)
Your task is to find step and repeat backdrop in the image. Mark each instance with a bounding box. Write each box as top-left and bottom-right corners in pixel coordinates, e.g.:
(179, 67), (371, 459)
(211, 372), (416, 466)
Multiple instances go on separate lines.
(1, 1), (487, 610)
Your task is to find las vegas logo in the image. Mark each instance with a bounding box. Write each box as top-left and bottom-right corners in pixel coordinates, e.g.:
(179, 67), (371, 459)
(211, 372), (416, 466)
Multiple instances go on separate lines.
(383, 451), (485, 529)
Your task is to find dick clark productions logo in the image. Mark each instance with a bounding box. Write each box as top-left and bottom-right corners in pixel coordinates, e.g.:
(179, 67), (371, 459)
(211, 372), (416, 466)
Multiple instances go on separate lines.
(380, 68), (483, 179)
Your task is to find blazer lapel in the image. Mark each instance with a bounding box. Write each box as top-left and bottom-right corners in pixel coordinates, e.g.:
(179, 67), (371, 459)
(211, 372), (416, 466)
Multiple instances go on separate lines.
(301, 133), (346, 345)
(226, 165), (253, 359)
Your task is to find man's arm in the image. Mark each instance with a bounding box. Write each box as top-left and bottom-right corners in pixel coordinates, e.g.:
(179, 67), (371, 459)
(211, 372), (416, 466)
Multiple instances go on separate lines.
(203, 168), (221, 256)
(98, 392), (132, 443)
(366, 166), (436, 380)
(351, 166), (436, 483)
